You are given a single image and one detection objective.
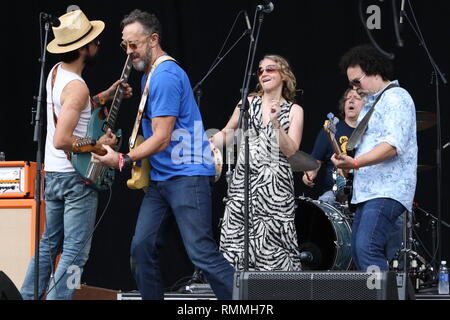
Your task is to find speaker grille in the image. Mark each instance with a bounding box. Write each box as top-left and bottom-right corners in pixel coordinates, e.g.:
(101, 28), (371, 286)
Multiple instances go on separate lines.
(236, 271), (396, 300)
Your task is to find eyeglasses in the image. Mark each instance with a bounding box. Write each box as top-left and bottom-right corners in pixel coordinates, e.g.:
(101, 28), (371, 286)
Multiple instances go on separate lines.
(120, 35), (151, 52)
(257, 65), (280, 77)
(349, 74), (366, 87)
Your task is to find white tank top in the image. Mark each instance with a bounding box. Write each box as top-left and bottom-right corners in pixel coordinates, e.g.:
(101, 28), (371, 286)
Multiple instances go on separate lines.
(45, 64), (91, 172)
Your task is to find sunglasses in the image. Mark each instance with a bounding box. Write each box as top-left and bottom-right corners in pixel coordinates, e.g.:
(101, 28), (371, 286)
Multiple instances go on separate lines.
(257, 65), (280, 77)
(120, 35), (151, 52)
(349, 74), (366, 87)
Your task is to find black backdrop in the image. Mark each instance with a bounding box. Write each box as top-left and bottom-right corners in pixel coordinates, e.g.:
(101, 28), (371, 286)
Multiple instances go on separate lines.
(1, 0), (449, 292)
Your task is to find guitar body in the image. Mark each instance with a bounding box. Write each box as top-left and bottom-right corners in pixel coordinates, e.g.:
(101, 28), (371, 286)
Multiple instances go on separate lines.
(127, 135), (151, 192)
(71, 108), (122, 191)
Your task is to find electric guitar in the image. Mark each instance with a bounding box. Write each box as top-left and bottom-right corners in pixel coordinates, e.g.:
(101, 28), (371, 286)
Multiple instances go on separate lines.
(323, 113), (354, 204)
(71, 55), (132, 191)
(126, 140), (223, 192)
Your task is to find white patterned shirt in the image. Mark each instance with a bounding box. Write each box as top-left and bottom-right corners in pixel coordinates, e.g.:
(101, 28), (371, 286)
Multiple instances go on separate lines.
(352, 81), (418, 211)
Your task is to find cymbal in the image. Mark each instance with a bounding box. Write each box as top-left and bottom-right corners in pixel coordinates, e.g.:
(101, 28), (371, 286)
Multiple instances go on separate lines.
(288, 151), (320, 172)
(417, 111), (436, 132)
(417, 164), (435, 173)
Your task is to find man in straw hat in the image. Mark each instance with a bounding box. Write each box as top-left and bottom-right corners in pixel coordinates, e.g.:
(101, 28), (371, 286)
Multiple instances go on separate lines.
(93, 9), (235, 300)
(20, 10), (132, 300)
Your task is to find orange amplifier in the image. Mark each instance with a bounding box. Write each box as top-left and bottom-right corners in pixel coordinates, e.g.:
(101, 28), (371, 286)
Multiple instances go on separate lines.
(0, 161), (37, 199)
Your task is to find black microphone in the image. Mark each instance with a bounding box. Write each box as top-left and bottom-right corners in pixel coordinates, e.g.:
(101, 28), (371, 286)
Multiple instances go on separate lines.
(299, 251), (313, 263)
(41, 12), (61, 27)
(257, 0), (274, 14)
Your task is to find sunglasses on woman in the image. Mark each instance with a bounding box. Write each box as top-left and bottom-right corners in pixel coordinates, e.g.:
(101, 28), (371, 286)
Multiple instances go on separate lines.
(257, 65), (280, 77)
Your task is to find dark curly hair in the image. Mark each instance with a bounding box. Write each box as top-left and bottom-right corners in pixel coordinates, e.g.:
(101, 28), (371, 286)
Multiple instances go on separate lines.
(339, 44), (394, 81)
(121, 9), (162, 40)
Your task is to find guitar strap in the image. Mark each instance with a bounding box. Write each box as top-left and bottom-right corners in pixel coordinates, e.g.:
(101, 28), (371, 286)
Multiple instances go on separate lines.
(50, 63), (73, 161)
(129, 55), (177, 149)
(50, 64), (98, 162)
(346, 83), (399, 153)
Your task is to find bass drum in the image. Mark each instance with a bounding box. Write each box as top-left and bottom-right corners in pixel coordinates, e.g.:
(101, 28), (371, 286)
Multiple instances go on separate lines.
(295, 197), (352, 271)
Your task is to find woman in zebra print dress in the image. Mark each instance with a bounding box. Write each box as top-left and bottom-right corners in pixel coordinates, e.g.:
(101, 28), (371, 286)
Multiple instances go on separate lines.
(211, 55), (304, 271)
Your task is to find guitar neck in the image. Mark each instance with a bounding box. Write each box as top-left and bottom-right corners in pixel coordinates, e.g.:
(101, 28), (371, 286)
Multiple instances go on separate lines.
(105, 55), (133, 130)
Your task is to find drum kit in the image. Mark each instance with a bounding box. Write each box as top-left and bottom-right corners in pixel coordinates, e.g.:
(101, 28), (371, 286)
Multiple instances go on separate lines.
(285, 111), (438, 275)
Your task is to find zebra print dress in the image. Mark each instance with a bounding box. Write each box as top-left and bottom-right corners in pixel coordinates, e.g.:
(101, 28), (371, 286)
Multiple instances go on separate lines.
(220, 96), (302, 271)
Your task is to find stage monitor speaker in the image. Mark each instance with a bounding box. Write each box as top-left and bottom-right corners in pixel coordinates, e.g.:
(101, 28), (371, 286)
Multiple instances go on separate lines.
(0, 199), (45, 289)
(0, 271), (23, 300)
(233, 271), (399, 300)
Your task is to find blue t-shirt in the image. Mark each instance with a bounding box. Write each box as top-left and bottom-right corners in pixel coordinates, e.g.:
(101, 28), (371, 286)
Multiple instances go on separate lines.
(311, 120), (354, 192)
(141, 60), (215, 181)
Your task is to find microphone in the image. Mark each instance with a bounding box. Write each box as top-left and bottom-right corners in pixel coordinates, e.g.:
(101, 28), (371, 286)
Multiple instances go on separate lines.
(244, 11), (252, 31)
(257, 0), (274, 14)
(399, 0), (406, 24)
(41, 12), (61, 27)
(244, 11), (254, 42)
(299, 251), (313, 263)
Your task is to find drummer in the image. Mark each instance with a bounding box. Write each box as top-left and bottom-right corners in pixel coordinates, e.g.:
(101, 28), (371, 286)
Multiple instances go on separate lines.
(302, 89), (365, 204)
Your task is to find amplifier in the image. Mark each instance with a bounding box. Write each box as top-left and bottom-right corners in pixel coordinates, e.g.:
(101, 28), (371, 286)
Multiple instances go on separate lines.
(0, 199), (45, 288)
(0, 162), (37, 199)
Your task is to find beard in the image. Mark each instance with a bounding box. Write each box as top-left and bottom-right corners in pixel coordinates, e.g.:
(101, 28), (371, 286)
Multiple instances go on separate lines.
(84, 51), (98, 68)
(132, 46), (152, 72)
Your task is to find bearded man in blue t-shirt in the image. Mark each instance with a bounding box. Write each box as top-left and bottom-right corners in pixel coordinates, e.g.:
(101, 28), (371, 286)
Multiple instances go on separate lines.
(93, 9), (234, 300)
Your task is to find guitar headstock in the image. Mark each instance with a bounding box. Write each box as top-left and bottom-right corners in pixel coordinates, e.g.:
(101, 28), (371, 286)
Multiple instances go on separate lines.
(324, 113), (339, 135)
(323, 113), (342, 155)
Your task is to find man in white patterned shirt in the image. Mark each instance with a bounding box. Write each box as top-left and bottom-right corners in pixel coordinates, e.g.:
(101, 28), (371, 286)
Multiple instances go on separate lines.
(332, 45), (418, 271)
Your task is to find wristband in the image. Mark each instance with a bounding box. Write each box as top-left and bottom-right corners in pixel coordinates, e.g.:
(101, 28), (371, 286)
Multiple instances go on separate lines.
(118, 153), (133, 172)
(98, 92), (106, 105)
(354, 158), (360, 171)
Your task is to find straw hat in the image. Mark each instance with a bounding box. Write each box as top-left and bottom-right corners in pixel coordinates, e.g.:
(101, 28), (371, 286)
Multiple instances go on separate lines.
(47, 10), (105, 54)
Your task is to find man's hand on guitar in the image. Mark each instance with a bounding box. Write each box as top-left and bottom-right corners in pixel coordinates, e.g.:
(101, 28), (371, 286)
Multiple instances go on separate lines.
(97, 128), (118, 149)
(331, 153), (359, 171)
(102, 79), (133, 101)
(91, 145), (120, 169)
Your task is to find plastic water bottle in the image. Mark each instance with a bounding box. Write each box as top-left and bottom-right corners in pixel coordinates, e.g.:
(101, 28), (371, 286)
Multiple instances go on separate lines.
(438, 261), (449, 295)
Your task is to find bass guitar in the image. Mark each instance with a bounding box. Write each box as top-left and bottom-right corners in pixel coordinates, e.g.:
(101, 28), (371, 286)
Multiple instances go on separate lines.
(323, 113), (354, 204)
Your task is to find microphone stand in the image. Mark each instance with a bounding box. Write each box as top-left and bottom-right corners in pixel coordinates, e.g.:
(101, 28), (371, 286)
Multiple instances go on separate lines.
(402, 2), (447, 275)
(31, 18), (51, 300)
(236, 6), (267, 271)
(193, 11), (251, 109)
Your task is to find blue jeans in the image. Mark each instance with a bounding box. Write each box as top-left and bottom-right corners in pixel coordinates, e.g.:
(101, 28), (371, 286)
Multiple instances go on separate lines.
(20, 172), (98, 300)
(131, 176), (235, 300)
(352, 198), (406, 271)
(386, 214), (404, 262)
